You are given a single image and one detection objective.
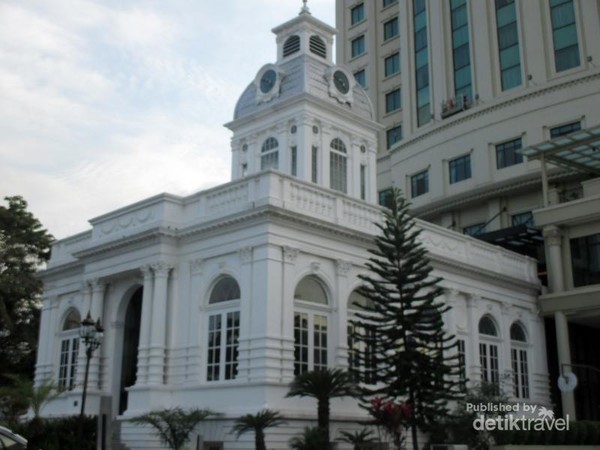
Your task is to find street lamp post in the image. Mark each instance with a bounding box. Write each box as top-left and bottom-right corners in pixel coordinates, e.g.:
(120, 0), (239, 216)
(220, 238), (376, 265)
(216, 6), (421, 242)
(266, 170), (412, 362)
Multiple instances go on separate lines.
(78, 311), (104, 449)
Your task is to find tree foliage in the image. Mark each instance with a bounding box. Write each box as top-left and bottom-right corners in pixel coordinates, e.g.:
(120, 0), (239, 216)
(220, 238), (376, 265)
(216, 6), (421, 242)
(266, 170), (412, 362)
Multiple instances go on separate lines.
(0, 196), (53, 380)
(232, 409), (285, 450)
(337, 428), (376, 450)
(286, 368), (357, 445)
(131, 407), (217, 450)
(353, 188), (464, 449)
(0, 375), (60, 422)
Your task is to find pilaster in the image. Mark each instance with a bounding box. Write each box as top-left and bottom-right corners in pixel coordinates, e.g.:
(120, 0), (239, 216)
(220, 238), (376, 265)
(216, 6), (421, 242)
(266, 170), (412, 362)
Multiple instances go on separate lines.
(147, 262), (172, 385)
(334, 259), (352, 368)
(237, 247), (253, 382)
(135, 265), (154, 385)
(466, 294), (481, 383)
(88, 279), (107, 390)
(280, 246), (299, 383)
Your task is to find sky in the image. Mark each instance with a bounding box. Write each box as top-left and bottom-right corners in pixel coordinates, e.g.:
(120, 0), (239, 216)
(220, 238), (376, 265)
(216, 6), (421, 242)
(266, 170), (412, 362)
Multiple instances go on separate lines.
(0, 0), (336, 240)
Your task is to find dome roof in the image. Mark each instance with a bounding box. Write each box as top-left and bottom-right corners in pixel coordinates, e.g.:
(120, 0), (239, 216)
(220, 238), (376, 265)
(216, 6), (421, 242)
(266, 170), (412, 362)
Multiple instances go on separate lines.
(233, 55), (374, 122)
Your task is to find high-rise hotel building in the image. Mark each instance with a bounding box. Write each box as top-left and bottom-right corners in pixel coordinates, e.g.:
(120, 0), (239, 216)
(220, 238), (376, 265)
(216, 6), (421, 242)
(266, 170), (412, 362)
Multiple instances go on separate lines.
(336, 0), (600, 420)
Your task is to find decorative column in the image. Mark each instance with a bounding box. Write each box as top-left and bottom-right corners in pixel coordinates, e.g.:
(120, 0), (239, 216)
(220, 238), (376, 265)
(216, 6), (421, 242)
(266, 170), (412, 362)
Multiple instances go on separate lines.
(543, 225), (575, 418)
(135, 265), (154, 385)
(555, 310), (576, 419)
(147, 262), (171, 385)
(543, 226), (565, 293)
(87, 280), (106, 390)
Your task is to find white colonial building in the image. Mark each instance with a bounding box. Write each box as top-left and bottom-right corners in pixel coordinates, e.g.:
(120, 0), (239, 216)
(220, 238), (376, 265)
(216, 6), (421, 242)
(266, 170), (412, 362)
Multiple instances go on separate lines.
(35, 6), (550, 449)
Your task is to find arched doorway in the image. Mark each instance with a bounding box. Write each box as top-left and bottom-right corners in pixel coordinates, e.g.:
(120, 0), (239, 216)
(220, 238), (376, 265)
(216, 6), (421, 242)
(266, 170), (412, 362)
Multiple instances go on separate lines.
(119, 287), (142, 414)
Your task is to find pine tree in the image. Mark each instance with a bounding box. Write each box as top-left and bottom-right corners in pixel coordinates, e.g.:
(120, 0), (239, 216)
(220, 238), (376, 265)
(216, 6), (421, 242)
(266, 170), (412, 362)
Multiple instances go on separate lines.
(353, 188), (464, 450)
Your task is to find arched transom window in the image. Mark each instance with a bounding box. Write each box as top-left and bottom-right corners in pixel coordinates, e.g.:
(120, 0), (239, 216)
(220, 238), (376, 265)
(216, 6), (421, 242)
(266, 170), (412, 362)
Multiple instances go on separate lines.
(330, 138), (347, 193)
(58, 309), (80, 390)
(510, 322), (529, 399)
(478, 315), (500, 388)
(207, 276), (241, 382)
(294, 276), (329, 375)
(261, 137), (279, 170)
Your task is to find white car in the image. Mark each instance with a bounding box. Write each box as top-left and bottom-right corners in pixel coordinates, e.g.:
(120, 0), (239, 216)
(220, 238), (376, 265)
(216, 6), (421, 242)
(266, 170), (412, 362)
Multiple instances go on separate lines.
(0, 425), (28, 449)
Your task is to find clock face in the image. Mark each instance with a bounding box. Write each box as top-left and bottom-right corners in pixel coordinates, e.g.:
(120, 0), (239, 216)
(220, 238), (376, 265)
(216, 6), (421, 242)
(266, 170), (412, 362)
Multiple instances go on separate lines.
(260, 69), (277, 93)
(333, 70), (350, 94)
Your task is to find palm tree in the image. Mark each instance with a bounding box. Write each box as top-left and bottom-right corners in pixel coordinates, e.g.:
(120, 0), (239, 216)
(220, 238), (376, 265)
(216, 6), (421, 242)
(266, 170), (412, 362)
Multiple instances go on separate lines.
(338, 429), (376, 450)
(289, 426), (329, 450)
(232, 408), (285, 450)
(286, 368), (357, 444)
(132, 407), (217, 450)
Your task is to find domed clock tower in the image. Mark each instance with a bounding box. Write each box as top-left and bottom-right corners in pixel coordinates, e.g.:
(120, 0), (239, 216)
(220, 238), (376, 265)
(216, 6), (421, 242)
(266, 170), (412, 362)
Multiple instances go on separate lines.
(225, 3), (381, 203)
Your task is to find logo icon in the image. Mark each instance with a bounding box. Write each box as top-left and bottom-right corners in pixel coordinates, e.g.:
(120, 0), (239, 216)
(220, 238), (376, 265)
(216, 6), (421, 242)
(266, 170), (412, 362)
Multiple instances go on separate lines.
(537, 406), (554, 420)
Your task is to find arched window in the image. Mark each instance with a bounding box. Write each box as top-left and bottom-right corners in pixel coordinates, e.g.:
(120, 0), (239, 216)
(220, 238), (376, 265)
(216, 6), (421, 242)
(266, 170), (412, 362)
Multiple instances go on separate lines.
(330, 138), (347, 193)
(510, 322), (529, 399)
(58, 309), (80, 390)
(207, 276), (241, 381)
(347, 291), (376, 383)
(283, 35), (301, 57)
(294, 276), (329, 375)
(309, 35), (327, 58)
(261, 137), (279, 170)
(478, 315), (499, 388)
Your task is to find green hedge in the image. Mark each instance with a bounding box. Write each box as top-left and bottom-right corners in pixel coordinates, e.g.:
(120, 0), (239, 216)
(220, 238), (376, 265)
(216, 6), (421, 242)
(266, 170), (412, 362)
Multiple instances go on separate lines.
(492, 420), (600, 446)
(11, 415), (96, 450)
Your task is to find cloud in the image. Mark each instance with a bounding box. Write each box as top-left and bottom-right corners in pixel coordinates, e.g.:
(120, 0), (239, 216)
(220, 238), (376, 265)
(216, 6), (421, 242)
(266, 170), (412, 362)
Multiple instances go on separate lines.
(0, 0), (336, 239)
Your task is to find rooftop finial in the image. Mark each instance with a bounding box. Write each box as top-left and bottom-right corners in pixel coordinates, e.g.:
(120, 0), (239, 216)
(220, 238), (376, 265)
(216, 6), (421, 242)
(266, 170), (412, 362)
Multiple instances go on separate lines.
(300, 0), (310, 15)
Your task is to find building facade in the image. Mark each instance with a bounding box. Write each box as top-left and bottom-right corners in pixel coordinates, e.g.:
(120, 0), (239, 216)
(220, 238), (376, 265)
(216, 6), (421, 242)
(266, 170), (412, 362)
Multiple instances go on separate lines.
(35, 6), (550, 449)
(336, 0), (600, 418)
(336, 0), (600, 230)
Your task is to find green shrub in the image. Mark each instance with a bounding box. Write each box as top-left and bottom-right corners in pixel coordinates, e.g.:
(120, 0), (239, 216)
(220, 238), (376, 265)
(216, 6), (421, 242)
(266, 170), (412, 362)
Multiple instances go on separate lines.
(12, 415), (96, 450)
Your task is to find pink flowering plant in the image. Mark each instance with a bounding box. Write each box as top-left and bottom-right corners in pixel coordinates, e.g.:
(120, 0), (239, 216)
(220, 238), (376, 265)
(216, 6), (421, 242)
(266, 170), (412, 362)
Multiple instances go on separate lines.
(369, 396), (412, 449)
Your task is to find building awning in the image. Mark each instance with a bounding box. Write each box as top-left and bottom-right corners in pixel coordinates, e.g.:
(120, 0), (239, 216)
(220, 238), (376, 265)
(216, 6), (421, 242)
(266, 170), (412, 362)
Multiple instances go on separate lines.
(477, 224), (543, 248)
(521, 124), (600, 176)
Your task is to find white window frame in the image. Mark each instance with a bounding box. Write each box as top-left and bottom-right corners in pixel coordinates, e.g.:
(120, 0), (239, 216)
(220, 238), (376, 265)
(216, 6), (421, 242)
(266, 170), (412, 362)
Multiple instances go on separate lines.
(206, 277), (241, 382)
(478, 316), (501, 388)
(57, 309), (81, 391)
(510, 322), (530, 399)
(330, 138), (348, 193)
(261, 137), (279, 171)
